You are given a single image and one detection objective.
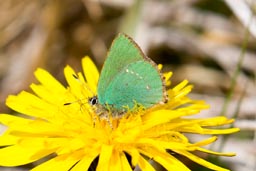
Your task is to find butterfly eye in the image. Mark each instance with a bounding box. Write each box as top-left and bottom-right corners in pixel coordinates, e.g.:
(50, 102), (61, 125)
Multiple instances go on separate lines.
(89, 96), (98, 106)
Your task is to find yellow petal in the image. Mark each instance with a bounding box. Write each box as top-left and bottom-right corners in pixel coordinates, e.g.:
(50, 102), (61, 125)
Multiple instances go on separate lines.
(191, 136), (218, 147)
(125, 148), (140, 167)
(6, 92), (58, 119)
(31, 154), (80, 171)
(196, 147), (236, 157)
(97, 144), (113, 171)
(137, 156), (156, 171)
(64, 65), (95, 102)
(64, 66), (85, 97)
(120, 152), (133, 171)
(175, 150), (230, 171)
(137, 138), (188, 151)
(0, 115), (65, 137)
(193, 116), (235, 126)
(82, 56), (99, 94)
(163, 71), (173, 86)
(0, 131), (19, 146)
(34, 68), (66, 93)
(180, 127), (240, 135)
(71, 151), (99, 171)
(157, 64), (163, 70)
(172, 80), (189, 92)
(0, 139), (56, 166)
(30, 84), (65, 105)
(142, 110), (184, 130)
(174, 85), (193, 99)
(109, 150), (122, 171)
(0, 114), (32, 126)
(205, 127), (240, 134)
(140, 147), (190, 171)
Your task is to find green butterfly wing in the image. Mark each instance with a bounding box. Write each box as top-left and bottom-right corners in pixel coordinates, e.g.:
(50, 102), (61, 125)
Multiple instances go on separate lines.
(97, 33), (166, 111)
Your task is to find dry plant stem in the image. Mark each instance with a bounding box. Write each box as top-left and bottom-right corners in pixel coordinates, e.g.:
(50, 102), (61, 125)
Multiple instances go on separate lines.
(216, 13), (252, 154)
(219, 81), (247, 152)
(220, 17), (251, 117)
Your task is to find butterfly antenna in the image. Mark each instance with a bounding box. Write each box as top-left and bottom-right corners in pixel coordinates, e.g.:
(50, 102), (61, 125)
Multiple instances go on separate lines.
(64, 74), (95, 108)
(73, 74), (102, 125)
(72, 73), (96, 99)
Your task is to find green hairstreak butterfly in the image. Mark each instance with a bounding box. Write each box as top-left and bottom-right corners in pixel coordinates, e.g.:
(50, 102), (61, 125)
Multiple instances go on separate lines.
(89, 33), (167, 115)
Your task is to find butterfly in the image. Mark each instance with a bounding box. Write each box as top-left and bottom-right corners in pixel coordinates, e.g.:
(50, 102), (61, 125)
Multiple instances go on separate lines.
(89, 33), (167, 116)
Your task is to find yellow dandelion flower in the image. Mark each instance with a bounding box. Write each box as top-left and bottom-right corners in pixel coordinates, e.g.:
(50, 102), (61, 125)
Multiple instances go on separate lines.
(0, 56), (239, 171)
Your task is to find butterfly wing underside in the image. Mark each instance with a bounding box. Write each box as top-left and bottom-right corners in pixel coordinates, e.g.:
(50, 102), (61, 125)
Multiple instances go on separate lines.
(97, 33), (166, 111)
(102, 61), (164, 110)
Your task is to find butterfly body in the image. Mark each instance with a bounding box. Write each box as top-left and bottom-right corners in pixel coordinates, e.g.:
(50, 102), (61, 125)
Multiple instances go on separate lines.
(93, 33), (167, 114)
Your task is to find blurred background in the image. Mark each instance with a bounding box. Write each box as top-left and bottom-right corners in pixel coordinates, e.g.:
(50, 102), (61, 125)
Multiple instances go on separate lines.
(0, 0), (255, 171)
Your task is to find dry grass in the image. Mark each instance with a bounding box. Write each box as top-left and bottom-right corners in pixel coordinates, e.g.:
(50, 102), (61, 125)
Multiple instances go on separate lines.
(0, 0), (255, 170)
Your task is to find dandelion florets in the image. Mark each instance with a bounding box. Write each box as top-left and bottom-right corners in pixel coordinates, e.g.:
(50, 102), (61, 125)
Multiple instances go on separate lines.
(0, 56), (239, 171)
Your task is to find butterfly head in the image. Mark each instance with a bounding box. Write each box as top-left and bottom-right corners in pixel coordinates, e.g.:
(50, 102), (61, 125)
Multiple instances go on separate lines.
(88, 96), (98, 106)
(88, 95), (128, 118)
